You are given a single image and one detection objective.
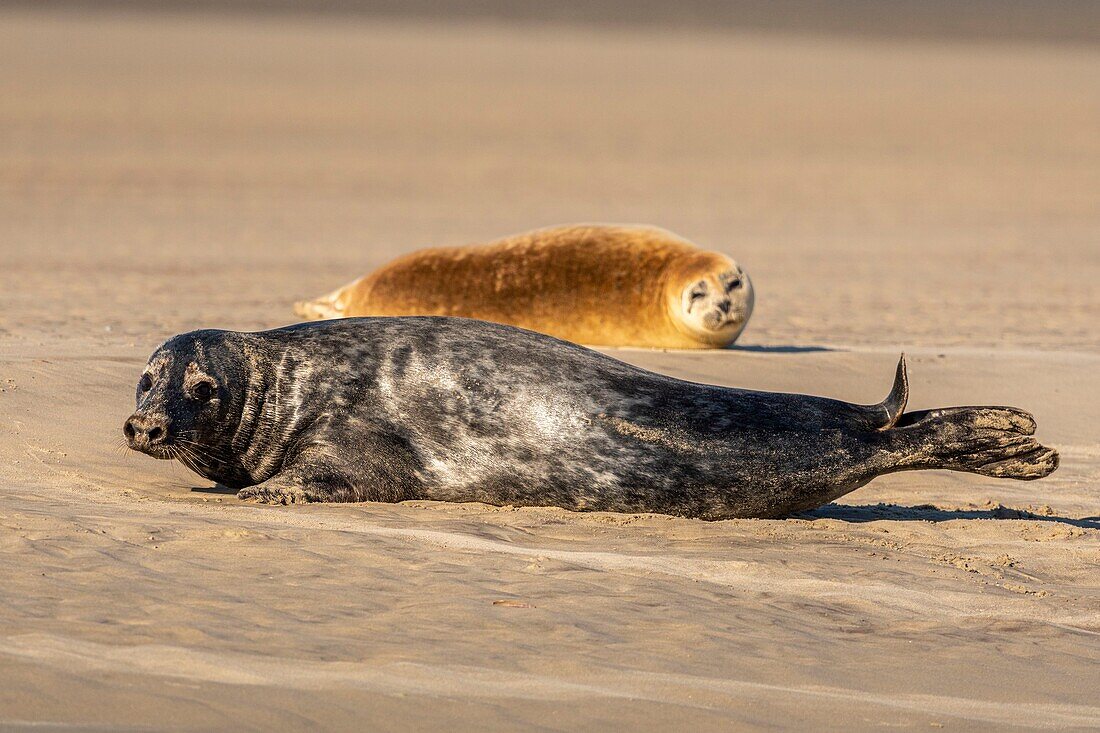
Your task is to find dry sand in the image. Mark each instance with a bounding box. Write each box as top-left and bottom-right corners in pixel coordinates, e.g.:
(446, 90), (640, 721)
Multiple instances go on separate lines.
(1, 8), (1098, 731)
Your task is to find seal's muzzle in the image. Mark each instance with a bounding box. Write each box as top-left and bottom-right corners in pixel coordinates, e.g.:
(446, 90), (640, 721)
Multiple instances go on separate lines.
(124, 412), (172, 455)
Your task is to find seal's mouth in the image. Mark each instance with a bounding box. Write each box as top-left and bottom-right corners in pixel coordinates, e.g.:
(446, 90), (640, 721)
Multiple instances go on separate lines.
(702, 308), (748, 331)
(127, 441), (175, 460)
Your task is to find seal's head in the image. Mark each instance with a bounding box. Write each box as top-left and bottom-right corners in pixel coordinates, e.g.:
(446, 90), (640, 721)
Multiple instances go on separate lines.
(671, 257), (754, 346)
(124, 331), (243, 477)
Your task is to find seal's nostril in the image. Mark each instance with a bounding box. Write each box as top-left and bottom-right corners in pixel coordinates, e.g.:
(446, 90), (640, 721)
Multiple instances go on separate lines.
(148, 426), (164, 443)
(124, 421), (136, 440)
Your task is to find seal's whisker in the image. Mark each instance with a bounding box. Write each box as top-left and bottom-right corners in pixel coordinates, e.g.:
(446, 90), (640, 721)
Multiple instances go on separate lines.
(175, 443), (213, 471)
(175, 446), (206, 476)
(177, 443), (222, 469)
(173, 437), (228, 465)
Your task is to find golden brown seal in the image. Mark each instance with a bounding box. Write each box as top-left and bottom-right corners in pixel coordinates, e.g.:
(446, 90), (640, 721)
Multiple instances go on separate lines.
(294, 224), (754, 348)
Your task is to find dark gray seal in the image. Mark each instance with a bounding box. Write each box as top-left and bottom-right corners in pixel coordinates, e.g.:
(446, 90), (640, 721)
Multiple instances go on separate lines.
(124, 317), (1058, 519)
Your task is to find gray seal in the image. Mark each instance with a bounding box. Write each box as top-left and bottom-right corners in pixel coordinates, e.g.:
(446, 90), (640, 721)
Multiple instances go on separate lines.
(124, 317), (1058, 519)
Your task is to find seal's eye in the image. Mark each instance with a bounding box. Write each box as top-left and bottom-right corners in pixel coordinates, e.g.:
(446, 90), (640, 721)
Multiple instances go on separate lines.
(191, 381), (215, 402)
(138, 374), (152, 393)
(726, 278), (742, 290)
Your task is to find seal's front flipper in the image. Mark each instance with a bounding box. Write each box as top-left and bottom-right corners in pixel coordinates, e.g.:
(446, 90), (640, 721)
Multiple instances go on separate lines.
(891, 406), (1059, 480)
(237, 471), (352, 504)
(237, 478), (328, 504)
(237, 450), (356, 504)
(237, 434), (423, 505)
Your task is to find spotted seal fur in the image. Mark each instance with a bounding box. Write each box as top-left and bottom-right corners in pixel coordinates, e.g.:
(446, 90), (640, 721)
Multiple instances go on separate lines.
(124, 317), (1058, 519)
(293, 224), (754, 349)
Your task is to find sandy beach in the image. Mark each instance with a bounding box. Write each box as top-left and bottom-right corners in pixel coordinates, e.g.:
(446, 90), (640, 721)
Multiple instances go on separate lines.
(1, 7), (1098, 730)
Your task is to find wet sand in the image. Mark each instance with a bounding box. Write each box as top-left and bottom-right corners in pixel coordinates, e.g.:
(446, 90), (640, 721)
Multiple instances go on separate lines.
(1, 9), (1098, 731)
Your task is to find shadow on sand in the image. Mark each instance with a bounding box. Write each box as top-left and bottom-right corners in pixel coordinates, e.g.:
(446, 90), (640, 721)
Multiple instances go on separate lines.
(729, 344), (835, 353)
(189, 487), (1098, 529)
(805, 503), (1100, 529)
(191, 483), (238, 495)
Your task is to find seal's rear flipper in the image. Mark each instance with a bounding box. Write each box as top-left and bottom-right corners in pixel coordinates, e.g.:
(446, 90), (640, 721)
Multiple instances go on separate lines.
(874, 354), (909, 431)
(294, 283), (350, 321)
(891, 406), (1059, 480)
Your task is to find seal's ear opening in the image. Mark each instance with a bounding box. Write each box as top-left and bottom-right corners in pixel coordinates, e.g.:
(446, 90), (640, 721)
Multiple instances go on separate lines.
(876, 354), (909, 431)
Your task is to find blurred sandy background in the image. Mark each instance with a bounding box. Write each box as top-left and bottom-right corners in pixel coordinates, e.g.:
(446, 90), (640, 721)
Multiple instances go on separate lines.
(0, 2), (1098, 730)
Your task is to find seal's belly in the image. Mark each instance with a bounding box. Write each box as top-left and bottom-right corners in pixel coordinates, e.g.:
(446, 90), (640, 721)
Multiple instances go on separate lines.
(408, 400), (640, 507)
(370, 345), (883, 515)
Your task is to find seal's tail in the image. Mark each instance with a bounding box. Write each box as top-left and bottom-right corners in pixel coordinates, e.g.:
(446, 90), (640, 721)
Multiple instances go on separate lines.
(889, 405), (1059, 480)
(294, 283), (350, 321)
